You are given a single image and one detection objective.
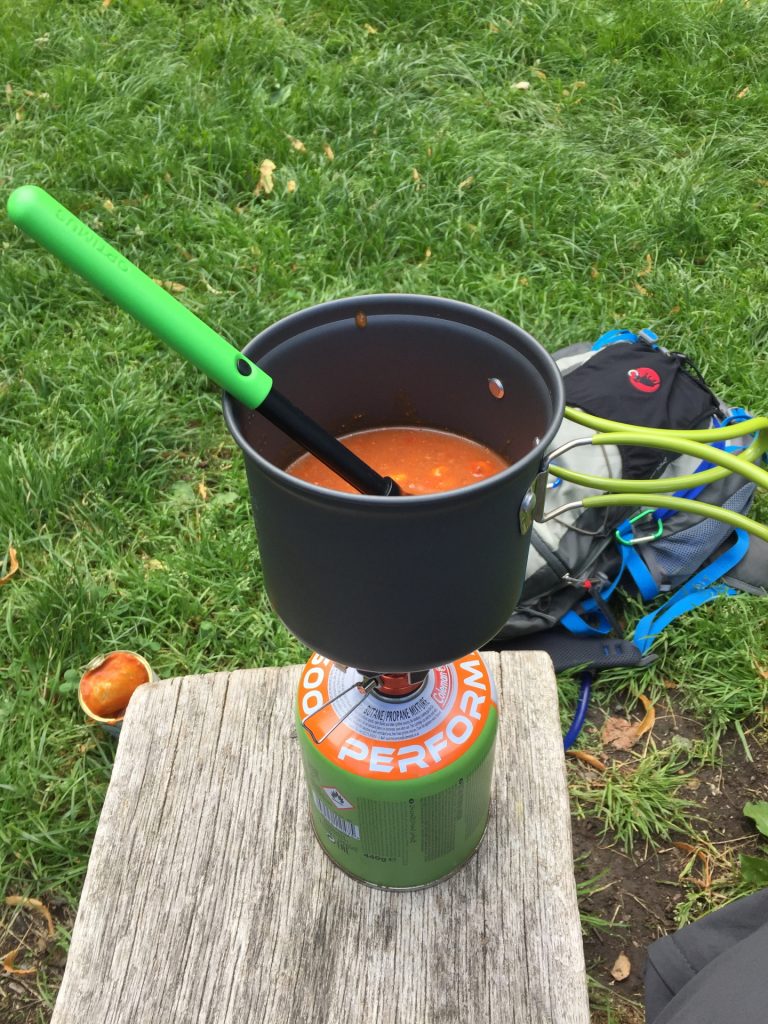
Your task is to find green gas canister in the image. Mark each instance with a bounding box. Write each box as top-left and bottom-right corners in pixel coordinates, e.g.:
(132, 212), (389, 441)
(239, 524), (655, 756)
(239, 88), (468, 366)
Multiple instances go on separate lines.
(296, 651), (498, 889)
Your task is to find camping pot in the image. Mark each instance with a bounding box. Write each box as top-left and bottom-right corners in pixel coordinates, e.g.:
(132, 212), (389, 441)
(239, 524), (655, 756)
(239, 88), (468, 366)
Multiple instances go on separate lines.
(222, 294), (564, 672)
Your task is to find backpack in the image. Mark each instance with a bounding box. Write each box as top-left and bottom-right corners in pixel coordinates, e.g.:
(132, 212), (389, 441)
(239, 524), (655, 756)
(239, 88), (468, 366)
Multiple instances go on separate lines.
(493, 327), (768, 674)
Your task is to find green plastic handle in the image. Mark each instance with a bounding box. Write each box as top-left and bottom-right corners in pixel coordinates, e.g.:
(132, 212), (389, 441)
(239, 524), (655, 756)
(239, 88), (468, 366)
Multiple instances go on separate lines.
(6, 185), (273, 408)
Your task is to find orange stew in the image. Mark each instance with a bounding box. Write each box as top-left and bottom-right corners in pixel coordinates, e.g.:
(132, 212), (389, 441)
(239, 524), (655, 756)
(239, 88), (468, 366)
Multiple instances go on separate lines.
(286, 426), (509, 495)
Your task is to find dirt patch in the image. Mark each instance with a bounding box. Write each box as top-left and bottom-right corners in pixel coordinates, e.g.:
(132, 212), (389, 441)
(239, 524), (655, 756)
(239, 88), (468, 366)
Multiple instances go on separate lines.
(0, 895), (73, 1024)
(573, 697), (768, 1020)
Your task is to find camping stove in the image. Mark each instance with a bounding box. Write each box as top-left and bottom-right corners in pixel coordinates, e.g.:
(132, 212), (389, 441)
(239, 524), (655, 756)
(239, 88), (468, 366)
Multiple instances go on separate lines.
(221, 295), (565, 886)
(296, 651), (498, 889)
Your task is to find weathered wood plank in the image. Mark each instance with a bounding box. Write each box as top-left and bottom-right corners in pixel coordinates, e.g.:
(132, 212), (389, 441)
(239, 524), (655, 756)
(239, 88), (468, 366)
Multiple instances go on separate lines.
(52, 652), (589, 1024)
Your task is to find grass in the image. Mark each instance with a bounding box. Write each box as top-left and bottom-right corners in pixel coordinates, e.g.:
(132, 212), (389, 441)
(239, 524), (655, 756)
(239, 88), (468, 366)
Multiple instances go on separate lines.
(2, 0), (768, 1019)
(569, 742), (699, 853)
(601, 596), (768, 750)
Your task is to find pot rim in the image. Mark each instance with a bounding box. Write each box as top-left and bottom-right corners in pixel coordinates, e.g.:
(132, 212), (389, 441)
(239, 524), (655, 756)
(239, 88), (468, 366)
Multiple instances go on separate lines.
(222, 293), (565, 507)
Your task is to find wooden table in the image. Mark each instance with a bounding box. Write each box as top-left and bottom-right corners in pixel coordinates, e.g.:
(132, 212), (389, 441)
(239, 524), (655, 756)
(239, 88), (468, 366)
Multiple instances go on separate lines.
(51, 651), (589, 1024)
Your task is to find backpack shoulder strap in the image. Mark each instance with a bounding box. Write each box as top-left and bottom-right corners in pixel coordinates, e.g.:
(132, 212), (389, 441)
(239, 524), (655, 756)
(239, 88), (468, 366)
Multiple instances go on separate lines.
(632, 529), (752, 654)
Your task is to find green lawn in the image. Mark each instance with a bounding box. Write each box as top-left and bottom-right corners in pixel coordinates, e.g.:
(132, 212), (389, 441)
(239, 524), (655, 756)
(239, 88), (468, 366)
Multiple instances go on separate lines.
(2, 1), (768, 1019)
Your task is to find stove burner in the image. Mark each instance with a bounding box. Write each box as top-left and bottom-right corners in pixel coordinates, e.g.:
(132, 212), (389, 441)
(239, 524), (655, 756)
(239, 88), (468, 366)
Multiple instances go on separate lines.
(373, 671), (429, 699)
(300, 665), (433, 744)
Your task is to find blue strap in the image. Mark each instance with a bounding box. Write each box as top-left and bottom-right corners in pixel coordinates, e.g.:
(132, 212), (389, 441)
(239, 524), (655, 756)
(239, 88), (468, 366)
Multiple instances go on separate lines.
(560, 605), (611, 636)
(592, 326), (658, 350)
(592, 328), (638, 350)
(616, 539), (661, 600)
(719, 407), (751, 426)
(632, 529), (750, 653)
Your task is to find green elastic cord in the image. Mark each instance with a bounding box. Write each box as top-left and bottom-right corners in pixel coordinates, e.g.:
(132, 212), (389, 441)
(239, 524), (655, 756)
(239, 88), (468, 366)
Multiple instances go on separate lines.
(583, 493), (768, 545)
(565, 406), (768, 441)
(551, 429), (768, 494)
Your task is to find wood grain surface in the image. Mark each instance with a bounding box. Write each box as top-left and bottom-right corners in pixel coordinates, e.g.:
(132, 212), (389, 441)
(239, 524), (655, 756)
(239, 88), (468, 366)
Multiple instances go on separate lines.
(51, 651), (589, 1024)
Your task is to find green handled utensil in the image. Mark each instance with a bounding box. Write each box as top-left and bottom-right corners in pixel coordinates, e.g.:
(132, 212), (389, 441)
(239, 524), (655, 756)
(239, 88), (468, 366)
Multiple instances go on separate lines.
(6, 184), (398, 497)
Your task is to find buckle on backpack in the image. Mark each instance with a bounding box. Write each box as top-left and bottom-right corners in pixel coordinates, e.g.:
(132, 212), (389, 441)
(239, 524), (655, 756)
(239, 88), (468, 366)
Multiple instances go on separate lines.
(615, 510), (664, 546)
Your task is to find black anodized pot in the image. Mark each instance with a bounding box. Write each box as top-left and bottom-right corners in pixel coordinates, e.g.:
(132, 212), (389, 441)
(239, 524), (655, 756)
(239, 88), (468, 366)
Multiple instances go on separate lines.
(222, 294), (564, 673)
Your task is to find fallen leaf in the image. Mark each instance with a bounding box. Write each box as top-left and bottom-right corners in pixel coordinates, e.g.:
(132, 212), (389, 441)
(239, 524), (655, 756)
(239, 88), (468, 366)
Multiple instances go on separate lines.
(102, 0), (113, 6)
(566, 749), (607, 771)
(102, 198), (115, 212)
(602, 716), (639, 750)
(152, 278), (186, 294)
(145, 559), (167, 571)
(737, 86), (750, 99)
(5, 896), (54, 938)
(602, 696), (655, 750)
(254, 158), (276, 196)
(753, 660), (768, 680)
(3, 948), (35, 975)
(458, 175), (475, 190)
(669, 305), (681, 315)
(532, 69), (547, 80)
(197, 480), (209, 501)
(0, 546), (19, 586)
(590, 265), (599, 279)
(758, 179), (768, 187)
(562, 88), (570, 97)
(15, 109), (24, 122)
(518, 276), (529, 286)
(573, 80), (587, 90)
(489, 22), (500, 33)
(34, 34), (50, 45)
(201, 279), (223, 294)
(5, 83), (12, 97)
(673, 842), (712, 889)
(512, 81), (530, 90)
(611, 953), (631, 981)
(638, 252), (653, 277)
(634, 282), (651, 297)
(412, 167), (421, 182)
(323, 143), (334, 161)
(363, 23), (378, 34)
(286, 179), (297, 193)
(635, 694), (656, 738)
(423, 247), (432, 260)
(289, 136), (306, 153)
(23, 90), (49, 99)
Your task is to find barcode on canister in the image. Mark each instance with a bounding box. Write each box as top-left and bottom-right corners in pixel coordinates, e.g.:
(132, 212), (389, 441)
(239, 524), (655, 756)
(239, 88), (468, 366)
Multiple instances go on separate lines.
(313, 792), (360, 840)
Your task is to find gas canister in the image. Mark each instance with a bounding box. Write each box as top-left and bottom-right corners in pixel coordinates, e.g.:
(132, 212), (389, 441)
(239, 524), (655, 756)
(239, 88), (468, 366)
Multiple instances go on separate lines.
(296, 651), (498, 889)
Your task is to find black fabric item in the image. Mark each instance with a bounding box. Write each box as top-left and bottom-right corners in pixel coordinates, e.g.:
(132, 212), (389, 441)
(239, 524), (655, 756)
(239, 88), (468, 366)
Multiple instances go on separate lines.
(645, 888), (768, 1023)
(565, 342), (719, 480)
(483, 628), (651, 672)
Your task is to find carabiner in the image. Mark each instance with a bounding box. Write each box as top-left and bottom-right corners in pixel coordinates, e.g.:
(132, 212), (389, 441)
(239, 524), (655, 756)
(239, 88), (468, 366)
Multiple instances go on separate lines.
(615, 509), (664, 547)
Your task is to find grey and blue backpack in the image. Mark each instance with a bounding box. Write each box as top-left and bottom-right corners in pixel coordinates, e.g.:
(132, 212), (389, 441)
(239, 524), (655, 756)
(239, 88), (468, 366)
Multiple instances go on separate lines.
(494, 328), (768, 690)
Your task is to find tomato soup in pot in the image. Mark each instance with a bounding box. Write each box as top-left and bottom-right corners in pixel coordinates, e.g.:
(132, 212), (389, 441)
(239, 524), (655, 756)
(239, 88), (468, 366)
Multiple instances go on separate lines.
(286, 426), (509, 495)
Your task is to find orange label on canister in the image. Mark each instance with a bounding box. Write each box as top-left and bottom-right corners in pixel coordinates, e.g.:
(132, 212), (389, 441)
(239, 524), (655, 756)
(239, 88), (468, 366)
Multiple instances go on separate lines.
(297, 653), (497, 780)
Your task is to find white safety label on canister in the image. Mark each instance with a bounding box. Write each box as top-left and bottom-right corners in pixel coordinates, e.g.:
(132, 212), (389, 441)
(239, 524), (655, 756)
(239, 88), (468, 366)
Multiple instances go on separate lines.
(298, 653), (497, 780)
